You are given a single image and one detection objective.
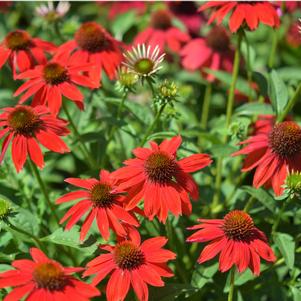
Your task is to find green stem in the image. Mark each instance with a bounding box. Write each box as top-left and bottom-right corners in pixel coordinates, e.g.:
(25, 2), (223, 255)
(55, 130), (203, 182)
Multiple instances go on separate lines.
(211, 33), (242, 212)
(268, 30), (278, 69)
(277, 83), (301, 122)
(272, 198), (290, 234)
(228, 268), (236, 301)
(243, 33), (253, 102)
(101, 92), (128, 167)
(146, 78), (155, 97)
(165, 218), (189, 284)
(29, 159), (60, 224)
(243, 197), (255, 212)
(226, 33), (242, 127)
(7, 220), (42, 249)
(201, 84), (212, 129)
(62, 101), (95, 168)
(54, 21), (65, 43)
(140, 103), (167, 146)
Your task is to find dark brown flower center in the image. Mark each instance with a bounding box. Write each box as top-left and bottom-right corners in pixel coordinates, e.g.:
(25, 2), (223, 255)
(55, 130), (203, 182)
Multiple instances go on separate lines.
(145, 151), (177, 183)
(75, 22), (107, 53)
(269, 121), (301, 158)
(170, 1), (197, 16)
(8, 107), (40, 135)
(43, 62), (69, 85)
(90, 183), (114, 208)
(5, 30), (33, 51)
(33, 262), (67, 291)
(206, 26), (230, 53)
(114, 241), (145, 270)
(151, 10), (172, 30)
(223, 210), (254, 241)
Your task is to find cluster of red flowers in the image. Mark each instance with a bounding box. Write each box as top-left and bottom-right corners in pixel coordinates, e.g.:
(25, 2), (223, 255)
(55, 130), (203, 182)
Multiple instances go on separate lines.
(1, 1), (299, 301)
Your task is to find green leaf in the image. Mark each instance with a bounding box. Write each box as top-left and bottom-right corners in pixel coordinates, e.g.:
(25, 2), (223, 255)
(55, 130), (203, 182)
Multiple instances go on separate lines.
(149, 284), (197, 301)
(241, 186), (275, 212)
(235, 103), (274, 116)
(268, 70), (289, 115)
(41, 226), (98, 255)
(111, 11), (137, 39)
(204, 69), (256, 99)
(211, 144), (237, 158)
(277, 67), (301, 81)
(274, 232), (295, 269)
(191, 262), (219, 289)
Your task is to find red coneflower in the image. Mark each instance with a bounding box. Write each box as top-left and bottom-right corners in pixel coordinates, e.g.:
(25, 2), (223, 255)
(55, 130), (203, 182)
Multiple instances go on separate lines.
(112, 136), (212, 222)
(187, 210), (276, 275)
(0, 105), (69, 172)
(134, 9), (190, 53)
(56, 21), (123, 85)
(0, 247), (100, 301)
(56, 169), (140, 241)
(0, 30), (55, 78)
(169, 1), (205, 36)
(84, 234), (175, 301)
(199, 1), (280, 33)
(14, 55), (98, 115)
(232, 121), (301, 196)
(107, 1), (146, 20)
(286, 22), (301, 48)
(181, 26), (233, 82)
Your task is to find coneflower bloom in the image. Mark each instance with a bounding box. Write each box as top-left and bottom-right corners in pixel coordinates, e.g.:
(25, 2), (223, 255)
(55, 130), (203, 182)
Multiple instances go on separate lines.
(123, 44), (165, 78)
(181, 26), (234, 82)
(199, 1), (280, 33)
(187, 210), (276, 275)
(56, 21), (123, 85)
(0, 30), (55, 78)
(56, 170), (140, 241)
(14, 56), (98, 115)
(286, 21), (301, 48)
(232, 121), (301, 196)
(0, 248), (100, 300)
(112, 136), (212, 222)
(169, 1), (204, 36)
(107, 1), (146, 20)
(0, 105), (69, 172)
(35, 1), (70, 21)
(84, 234), (175, 301)
(134, 9), (190, 52)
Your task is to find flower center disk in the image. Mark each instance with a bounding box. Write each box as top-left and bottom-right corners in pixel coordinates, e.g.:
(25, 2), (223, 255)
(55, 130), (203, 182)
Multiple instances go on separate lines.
(151, 10), (172, 30)
(145, 151), (177, 183)
(43, 63), (69, 85)
(269, 121), (301, 158)
(134, 58), (154, 75)
(114, 241), (145, 270)
(206, 26), (230, 53)
(223, 210), (254, 241)
(8, 107), (39, 135)
(90, 183), (114, 208)
(5, 30), (32, 50)
(33, 262), (66, 291)
(75, 22), (107, 53)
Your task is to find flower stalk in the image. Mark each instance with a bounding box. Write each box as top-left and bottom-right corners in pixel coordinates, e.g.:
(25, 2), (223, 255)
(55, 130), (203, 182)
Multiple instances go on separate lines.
(29, 159), (60, 224)
(201, 83), (212, 129)
(62, 101), (96, 168)
(212, 32), (242, 212)
(228, 267), (236, 301)
(277, 83), (301, 122)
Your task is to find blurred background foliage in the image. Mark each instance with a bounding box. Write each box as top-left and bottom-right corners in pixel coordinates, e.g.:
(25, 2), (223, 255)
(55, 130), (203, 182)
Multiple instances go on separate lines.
(0, 1), (301, 300)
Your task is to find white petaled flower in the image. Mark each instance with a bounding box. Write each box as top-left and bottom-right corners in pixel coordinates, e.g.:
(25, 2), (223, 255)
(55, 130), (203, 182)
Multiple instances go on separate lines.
(36, 1), (70, 21)
(299, 18), (301, 34)
(123, 44), (165, 78)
